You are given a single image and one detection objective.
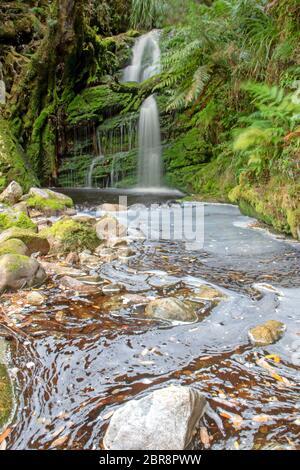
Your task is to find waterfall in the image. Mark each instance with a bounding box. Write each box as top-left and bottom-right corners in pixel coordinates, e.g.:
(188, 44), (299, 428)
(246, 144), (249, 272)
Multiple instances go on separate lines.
(123, 31), (163, 189)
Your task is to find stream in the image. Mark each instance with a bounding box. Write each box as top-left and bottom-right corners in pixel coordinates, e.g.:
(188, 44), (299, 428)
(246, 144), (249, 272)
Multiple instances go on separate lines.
(4, 198), (300, 450)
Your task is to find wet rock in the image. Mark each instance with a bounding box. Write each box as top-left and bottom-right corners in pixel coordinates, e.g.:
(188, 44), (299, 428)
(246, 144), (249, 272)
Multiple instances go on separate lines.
(0, 254), (47, 292)
(195, 285), (226, 300)
(0, 228), (50, 255)
(0, 238), (29, 256)
(104, 385), (207, 450)
(96, 215), (127, 240)
(0, 181), (23, 205)
(102, 283), (122, 294)
(24, 188), (74, 215)
(26, 291), (45, 306)
(94, 246), (118, 262)
(59, 276), (98, 294)
(248, 320), (286, 346)
(72, 214), (97, 225)
(145, 297), (198, 323)
(79, 250), (100, 267)
(40, 261), (86, 278)
(65, 252), (80, 265)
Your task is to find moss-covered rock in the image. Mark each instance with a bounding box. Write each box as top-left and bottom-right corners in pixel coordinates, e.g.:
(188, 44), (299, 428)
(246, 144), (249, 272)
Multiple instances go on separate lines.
(0, 254), (47, 293)
(229, 178), (300, 239)
(0, 363), (13, 429)
(248, 320), (286, 346)
(0, 212), (37, 232)
(25, 188), (73, 215)
(43, 218), (99, 253)
(0, 238), (29, 257)
(0, 228), (50, 255)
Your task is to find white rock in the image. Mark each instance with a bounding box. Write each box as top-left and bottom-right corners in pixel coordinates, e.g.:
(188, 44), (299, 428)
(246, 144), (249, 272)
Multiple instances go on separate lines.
(104, 385), (207, 450)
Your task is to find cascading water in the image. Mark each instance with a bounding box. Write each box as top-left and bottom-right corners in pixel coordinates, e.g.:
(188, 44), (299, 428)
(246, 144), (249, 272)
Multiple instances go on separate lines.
(123, 31), (163, 189)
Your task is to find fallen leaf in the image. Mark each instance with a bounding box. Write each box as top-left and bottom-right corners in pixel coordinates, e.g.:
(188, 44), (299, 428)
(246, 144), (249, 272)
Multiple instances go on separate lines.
(220, 411), (244, 429)
(0, 428), (11, 445)
(51, 435), (68, 447)
(199, 427), (210, 449)
(253, 414), (272, 423)
(234, 441), (240, 450)
(265, 354), (281, 363)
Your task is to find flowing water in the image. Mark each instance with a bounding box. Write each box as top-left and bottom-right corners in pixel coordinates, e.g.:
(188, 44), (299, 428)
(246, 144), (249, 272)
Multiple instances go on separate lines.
(3, 199), (300, 450)
(123, 31), (163, 189)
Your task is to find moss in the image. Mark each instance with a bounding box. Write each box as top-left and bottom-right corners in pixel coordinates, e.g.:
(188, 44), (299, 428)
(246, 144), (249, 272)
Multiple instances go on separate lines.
(0, 118), (38, 192)
(0, 212), (36, 232)
(0, 228), (50, 255)
(0, 364), (13, 428)
(26, 193), (73, 213)
(229, 178), (300, 238)
(0, 238), (28, 257)
(44, 218), (99, 253)
(66, 85), (133, 125)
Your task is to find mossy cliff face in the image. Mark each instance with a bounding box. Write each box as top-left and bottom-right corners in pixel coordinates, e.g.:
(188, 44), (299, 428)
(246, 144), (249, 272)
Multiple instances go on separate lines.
(0, 119), (38, 192)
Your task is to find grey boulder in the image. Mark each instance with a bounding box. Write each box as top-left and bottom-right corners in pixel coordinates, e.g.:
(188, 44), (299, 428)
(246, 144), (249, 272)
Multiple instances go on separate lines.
(104, 385), (207, 450)
(145, 297), (197, 322)
(0, 254), (47, 292)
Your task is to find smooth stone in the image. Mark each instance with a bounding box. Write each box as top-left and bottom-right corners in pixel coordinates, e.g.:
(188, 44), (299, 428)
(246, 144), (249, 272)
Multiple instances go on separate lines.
(13, 201), (29, 215)
(98, 203), (127, 213)
(145, 297), (198, 323)
(104, 237), (129, 248)
(40, 261), (86, 278)
(0, 254), (47, 293)
(0, 181), (23, 205)
(26, 291), (45, 306)
(194, 285), (226, 300)
(248, 320), (286, 346)
(103, 385), (207, 450)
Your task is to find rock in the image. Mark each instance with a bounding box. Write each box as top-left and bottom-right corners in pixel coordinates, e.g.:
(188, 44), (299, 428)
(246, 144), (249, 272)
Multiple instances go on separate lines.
(104, 237), (128, 248)
(59, 276), (98, 294)
(26, 291), (45, 306)
(13, 201), (29, 215)
(42, 218), (99, 253)
(0, 228), (50, 255)
(195, 285), (226, 300)
(104, 385), (207, 450)
(145, 297), (198, 323)
(102, 283), (122, 294)
(0, 254), (47, 292)
(248, 320), (286, 346)
(96, 215), (127, 240)
(0, 238), (29, 256)
(40, 261), (85, 278)
(98, 203), (127, 213)
(0, 181), (23, 204)
(65, 252), (80, 265)
(25, 188), (73, 215)
(79, 251), (100, 267)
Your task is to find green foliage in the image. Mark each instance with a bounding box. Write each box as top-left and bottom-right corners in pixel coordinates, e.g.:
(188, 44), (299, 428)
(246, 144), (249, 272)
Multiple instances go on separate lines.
(130, 0), (167, 29)
(233, 82), (300, 178)
(26, 194), (73, 213)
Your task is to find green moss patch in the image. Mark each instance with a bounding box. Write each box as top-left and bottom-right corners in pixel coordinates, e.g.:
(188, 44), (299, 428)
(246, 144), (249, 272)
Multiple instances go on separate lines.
(0, 364), (13, 428)
(44, 218), (99, 253)
(0, 212), (36, 232)
(0, 238), (28, 256)
(26, 194), (73, 213)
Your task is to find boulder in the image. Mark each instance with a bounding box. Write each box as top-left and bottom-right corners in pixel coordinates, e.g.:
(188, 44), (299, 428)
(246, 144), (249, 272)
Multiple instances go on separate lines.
(0, 254), (47, 292)
(0, 228), (50, 255)
(96, 215), (127, 240)
(0, 238), (29, 256)
(26, 291), (46, 306)
(0, 181), (22, 205)
(248, 320), (286, 346)
(24, 188), (73, 215)
(42, 218), (99, 253)
(145, 297), (198, 323)
(79, 250), (100, 267)
(104, 385), (207, 450)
